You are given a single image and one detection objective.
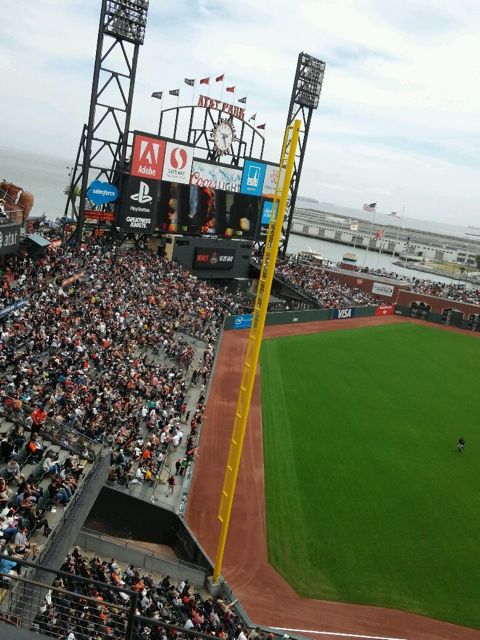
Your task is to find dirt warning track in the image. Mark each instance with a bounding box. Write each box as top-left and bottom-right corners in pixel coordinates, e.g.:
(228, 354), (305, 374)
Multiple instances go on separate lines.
(186, 316), (480, 640)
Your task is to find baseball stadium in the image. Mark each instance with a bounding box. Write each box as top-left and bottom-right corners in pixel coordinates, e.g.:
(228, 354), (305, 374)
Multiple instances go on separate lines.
(1, 3), (480, 640)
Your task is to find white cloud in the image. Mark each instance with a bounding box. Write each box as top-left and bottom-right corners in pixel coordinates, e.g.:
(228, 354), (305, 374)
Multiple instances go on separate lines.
(0, 0), (479, 224)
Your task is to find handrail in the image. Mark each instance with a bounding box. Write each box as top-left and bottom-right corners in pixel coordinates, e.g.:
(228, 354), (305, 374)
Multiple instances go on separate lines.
(2, 396), (98, 462)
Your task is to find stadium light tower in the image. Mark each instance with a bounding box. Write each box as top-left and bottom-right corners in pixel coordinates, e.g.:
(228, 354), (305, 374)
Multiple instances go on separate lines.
(280, 53), (326, 257)
(66, 0), (149, 245)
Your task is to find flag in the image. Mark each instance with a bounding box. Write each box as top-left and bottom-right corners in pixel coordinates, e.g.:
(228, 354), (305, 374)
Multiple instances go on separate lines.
(388, 211), (399, 216)
(169, 89), (179, 96)
(249, 113), (256, 122)
(375, 229), (384, 240)
(200, 77), (210, 85)
(362, 202), (376, 212)
(257, 123), (266, 130)
(151, 91), (162, 99)
(216, 74), (224, 82)
(184, 78), (195, 86)
(226, 86), (235, 93)
(350, 224), (358, 231)
(238, 96), (247, 104)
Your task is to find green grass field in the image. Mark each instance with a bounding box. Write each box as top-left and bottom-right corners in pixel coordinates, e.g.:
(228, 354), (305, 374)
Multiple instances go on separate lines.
(260, 323), (480, 629)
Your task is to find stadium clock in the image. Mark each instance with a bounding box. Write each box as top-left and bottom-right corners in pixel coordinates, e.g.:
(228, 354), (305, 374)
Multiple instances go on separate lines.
(212, 120), (235, 154)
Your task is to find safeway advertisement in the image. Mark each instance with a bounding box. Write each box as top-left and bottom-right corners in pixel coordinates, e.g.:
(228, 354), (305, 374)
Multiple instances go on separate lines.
(162, 142), (194, 184)
(130, 133), (166, 180)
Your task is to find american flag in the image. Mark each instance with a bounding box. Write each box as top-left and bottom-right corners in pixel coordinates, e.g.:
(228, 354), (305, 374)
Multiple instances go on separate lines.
(363, 202), (376, 212)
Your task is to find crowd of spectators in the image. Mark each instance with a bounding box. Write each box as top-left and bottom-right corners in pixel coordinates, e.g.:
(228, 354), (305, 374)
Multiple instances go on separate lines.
(0, 243), (251, 558)
(350, 265), (480, 305)
(1, 548), (272, 640)
(275, 256), (377, 308)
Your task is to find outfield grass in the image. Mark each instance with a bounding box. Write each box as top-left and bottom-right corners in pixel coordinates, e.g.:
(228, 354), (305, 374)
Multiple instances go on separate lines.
(260, 323), (480, 629)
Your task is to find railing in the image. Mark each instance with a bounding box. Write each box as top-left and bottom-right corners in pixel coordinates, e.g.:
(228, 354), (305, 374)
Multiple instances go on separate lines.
(0, 557), (136, 638)
(0, 557), (293, 640)
(2, 397), (99, 462)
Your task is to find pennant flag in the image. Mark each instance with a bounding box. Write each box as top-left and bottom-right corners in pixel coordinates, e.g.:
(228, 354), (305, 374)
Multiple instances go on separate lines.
(248, 113), (257, 122)
(388, 211), (399, 216)
(238, 96), (247, 104)
(216, 74), (224, 82)
(169, 89), (180, 96)
(375, 229), (385, 240)
(226, 86), (236, 93)
(184, 78), (195, 86)
(257, 123), (266, 130)
(200, 77), (210, 85)
(362, 202), (376, 212)
(151, 91), (163, 99)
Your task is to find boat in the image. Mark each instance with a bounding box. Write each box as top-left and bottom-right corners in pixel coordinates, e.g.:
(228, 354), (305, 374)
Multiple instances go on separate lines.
(342, 252), (357, 264)
(298, 249), (332, 267)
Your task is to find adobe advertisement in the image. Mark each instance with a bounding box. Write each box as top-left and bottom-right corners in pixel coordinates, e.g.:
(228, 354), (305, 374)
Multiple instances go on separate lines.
(130, 133), (166, 180)
(162, 142), (194, 184)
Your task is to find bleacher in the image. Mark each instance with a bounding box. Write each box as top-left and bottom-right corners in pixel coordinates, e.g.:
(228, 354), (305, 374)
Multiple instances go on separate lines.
(0, 397), (101, 560)
(0, 551), (255, 640)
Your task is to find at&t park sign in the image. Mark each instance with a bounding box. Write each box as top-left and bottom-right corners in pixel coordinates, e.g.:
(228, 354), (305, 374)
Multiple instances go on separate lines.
(197, 95), (245, 120)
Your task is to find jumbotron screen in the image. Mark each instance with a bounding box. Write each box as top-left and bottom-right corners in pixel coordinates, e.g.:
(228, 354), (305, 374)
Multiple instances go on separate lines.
(156, 182), (260, 239)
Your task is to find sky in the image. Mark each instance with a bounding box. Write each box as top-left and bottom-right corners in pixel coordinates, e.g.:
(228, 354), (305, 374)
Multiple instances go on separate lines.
(1, 0), (479, 225)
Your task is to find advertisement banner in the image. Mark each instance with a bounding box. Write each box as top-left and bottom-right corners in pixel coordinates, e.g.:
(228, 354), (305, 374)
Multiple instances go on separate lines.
(261, 200), (278, 225)
(193, 247), (236, 270)
(84, 210), (115, 222)
(0, 225), (20, 256)
(162, 142), (194, 184)
(131, 133), (166, 180)
(262, 163), (280, 198)
(240, 160), (266, 196)
(333, 308), (356, 320)
(232, 314), (253, 329)
(0, 299), (27, 319)
(190, 161), (242, 193)
(118, 176), (158, 234)
(375, 304), (395, 316)
(372, 282), (395, 298)
(86, 180), (118, 205)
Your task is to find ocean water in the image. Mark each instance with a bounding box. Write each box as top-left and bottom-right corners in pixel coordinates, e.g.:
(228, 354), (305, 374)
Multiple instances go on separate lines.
(0, 147), (70, 220)
(286, 234), (464, 286)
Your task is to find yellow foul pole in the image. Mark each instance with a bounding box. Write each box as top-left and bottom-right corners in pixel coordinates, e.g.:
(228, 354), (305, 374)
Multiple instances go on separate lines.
(213, 120), (302, 583)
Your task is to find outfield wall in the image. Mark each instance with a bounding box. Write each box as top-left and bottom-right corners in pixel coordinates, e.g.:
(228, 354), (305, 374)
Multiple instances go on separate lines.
(224, 304), (385, 330)
(395, 304), (480, 332)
